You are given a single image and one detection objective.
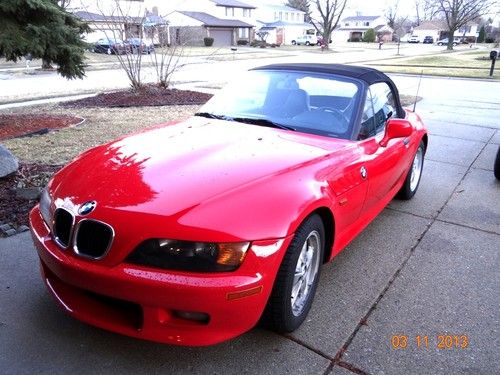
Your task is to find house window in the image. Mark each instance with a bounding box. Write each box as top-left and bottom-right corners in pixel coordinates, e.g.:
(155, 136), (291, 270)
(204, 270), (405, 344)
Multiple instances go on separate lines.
(285, 12), (288, 21)
(248, 9), (251, 17)
(243, 9), (248, 17)
(279, 12), (282, 20)
(364, 22), (370, 26)
(239, 28), (249, 38)
(345, 22), (350, 26)
(274, 11), (278, 20)
(291, 13), (295, 21)
(225, 7), (234, 17)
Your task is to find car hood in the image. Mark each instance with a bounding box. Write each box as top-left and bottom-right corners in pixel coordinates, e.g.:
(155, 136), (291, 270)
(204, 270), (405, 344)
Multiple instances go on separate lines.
(50, 117), (349, 216)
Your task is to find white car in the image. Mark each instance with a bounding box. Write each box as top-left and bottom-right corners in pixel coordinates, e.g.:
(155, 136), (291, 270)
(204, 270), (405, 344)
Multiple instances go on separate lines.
(292, 35), (319, 46)
(408, 35), (420, 43)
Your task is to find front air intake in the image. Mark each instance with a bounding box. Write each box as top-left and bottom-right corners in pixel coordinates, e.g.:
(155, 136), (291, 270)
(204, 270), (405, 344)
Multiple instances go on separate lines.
(74, 219), (114, 259)
(53, 208), (74, 248)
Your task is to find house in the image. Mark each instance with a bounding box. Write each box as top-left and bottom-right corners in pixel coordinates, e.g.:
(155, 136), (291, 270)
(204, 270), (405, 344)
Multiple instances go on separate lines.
(74, 10), (145, 43)
(252, 4), (311, 45)
(71, 0), (170, 44)
(413, 20), (479, 42)
(333, 15), (393, 43)
(167, 0), (256, 46)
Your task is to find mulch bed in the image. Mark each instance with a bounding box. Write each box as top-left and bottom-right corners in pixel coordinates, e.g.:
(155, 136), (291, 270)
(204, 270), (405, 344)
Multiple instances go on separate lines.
(0, 114), (83, 141)
(62, 86), (213, 108)
(0, 87), (211, 234)
(0, 163), (61, 234)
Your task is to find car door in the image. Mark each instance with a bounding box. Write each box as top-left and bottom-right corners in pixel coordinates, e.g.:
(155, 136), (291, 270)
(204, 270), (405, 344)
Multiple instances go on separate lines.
(357, 83), (409, 212)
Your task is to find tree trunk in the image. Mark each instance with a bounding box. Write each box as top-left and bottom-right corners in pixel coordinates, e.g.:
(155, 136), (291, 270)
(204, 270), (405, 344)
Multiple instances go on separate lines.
(41, 59), (53, 70)
(447, 29), (455, 50)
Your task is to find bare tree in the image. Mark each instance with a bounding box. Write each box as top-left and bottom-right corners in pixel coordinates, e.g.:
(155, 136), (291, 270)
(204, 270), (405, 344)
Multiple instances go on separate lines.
(311, 0), (348, 50)
(435, 0), (493, 50)
(80, 1), (185, 90)
(385, 0), (399, 29)
(414, 0), (439, 25)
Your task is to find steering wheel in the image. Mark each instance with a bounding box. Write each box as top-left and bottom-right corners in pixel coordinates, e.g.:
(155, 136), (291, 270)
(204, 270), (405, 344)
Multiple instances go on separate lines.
(314, 107), (349, 128)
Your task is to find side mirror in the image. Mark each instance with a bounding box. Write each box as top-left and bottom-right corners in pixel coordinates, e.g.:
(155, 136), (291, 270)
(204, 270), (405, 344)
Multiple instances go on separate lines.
(380, 118), (413, 147)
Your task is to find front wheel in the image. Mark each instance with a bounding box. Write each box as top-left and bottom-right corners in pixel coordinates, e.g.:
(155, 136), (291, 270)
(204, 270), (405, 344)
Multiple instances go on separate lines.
(262, 214), (324, 332)
(494, 146), (500, 180)
(397, 140), (425, 200)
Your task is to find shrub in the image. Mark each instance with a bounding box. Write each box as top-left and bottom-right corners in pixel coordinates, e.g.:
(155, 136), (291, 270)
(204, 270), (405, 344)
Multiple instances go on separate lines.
(237, 39), (249, 45)
(363, 29), (376, 43)
(204, 37), (214, 47)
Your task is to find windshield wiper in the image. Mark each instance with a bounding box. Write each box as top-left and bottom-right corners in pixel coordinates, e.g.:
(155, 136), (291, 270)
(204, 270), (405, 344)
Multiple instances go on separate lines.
(232, 117), (296, 131)
(194, 112), (230, 120)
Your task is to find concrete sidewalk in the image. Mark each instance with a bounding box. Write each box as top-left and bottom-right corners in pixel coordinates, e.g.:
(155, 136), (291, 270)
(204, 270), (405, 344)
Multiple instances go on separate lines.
(1, 92), (499, 374)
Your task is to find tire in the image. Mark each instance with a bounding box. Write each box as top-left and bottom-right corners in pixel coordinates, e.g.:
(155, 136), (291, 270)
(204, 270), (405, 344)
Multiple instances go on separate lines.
(397, 140), (425, 200)
(305, 41), (310, 46)
(107, 48), (112, 55)
(437, 42), (443, 46)
(494, 146), (500, 180)
(262, 214), (325, 332)
(291, 40), (296, 45)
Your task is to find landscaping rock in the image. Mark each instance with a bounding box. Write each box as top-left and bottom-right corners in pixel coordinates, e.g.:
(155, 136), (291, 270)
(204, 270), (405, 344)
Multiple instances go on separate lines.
(15, 187), (42, 200)
(17, 225), (30, 233)
(0, 144), (19, 177)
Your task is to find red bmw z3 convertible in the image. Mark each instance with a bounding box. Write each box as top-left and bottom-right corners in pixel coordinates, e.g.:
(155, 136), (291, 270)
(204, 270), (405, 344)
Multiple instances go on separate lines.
(30, 64), (428, 346)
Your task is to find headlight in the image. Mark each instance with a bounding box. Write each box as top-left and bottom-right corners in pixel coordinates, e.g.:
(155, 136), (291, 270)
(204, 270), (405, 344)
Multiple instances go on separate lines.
(39, 188), (53, 228)
(126, 239), (250, 272)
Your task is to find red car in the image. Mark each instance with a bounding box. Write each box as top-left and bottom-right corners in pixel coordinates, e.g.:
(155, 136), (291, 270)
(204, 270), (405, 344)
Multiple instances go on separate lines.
(30, 64), (428, 346)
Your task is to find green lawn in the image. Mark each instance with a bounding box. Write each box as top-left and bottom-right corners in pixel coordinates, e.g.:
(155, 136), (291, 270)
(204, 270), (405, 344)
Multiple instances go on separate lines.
(365, 50), (499, 79)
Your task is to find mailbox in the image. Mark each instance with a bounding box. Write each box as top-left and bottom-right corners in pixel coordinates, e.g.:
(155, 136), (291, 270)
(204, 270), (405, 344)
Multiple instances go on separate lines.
(490, 50), (499, 60)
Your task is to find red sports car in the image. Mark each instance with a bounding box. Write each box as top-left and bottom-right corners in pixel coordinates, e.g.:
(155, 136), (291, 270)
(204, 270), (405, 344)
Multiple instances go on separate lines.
(30, 64), (428, 346)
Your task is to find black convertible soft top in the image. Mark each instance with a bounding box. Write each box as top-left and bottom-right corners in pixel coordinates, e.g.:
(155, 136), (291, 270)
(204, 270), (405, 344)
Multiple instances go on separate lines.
(252, 63), (391, 85)
(252, 63), (405, 119)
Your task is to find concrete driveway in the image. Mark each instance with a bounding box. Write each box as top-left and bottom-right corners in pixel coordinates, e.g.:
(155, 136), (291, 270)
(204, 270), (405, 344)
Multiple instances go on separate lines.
(1, 80), (499, 374)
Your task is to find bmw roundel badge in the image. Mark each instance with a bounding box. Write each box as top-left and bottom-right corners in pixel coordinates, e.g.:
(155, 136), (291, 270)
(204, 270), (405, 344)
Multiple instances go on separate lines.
(78, 201), (97, 215)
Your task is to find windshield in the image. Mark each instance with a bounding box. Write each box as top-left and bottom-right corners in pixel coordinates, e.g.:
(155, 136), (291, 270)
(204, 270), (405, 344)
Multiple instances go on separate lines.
(199, 70), (361, 139)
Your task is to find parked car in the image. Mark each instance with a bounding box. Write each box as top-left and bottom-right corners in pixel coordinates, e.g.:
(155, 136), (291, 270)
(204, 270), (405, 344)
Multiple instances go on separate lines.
(408, 35), (420, 43)
(93, 38), (128, 54)
(437, 37), (460, 46)
(30, 63), (428, 346)
(423, 36), (434, 44)
(124, 38), (154, 54)
(292, 35), (319, 46)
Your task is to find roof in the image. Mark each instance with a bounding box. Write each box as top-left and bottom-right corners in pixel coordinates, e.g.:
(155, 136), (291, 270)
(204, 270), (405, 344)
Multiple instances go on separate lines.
(343, 15), (380, 22)
(414, 20), (447, 31)
(263, 4), (306, 13)
(210, 0), (255, 9)
(73, 11), (142, 24)
(178, 11), (254, 27)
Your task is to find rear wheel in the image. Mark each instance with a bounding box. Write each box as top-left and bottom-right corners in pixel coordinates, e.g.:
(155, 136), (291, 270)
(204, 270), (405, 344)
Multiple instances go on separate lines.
(262, 214), (324, 332)
(397, 141), (425, 200)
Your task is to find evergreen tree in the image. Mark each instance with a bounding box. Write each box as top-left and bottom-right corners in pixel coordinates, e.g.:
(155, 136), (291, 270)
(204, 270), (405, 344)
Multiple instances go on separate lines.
(363, 28), (376, 43)
(0, 0), (89, 79)
(477, 25), (485, 43)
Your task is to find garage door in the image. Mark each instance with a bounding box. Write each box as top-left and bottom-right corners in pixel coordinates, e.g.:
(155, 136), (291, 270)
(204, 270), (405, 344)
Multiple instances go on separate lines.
(210, 29), (233, 46)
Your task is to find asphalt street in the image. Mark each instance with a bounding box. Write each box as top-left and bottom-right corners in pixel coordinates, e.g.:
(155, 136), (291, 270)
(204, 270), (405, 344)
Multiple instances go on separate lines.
(0, 54), (499, 374)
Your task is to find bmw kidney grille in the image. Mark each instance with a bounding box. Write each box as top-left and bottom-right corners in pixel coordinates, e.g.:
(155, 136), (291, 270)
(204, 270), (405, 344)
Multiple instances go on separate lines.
(52, 208), (113, 259)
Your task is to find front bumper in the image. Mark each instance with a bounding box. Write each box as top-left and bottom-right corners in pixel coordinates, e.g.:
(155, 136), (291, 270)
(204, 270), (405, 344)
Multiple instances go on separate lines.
(30, 206), (291, 346)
